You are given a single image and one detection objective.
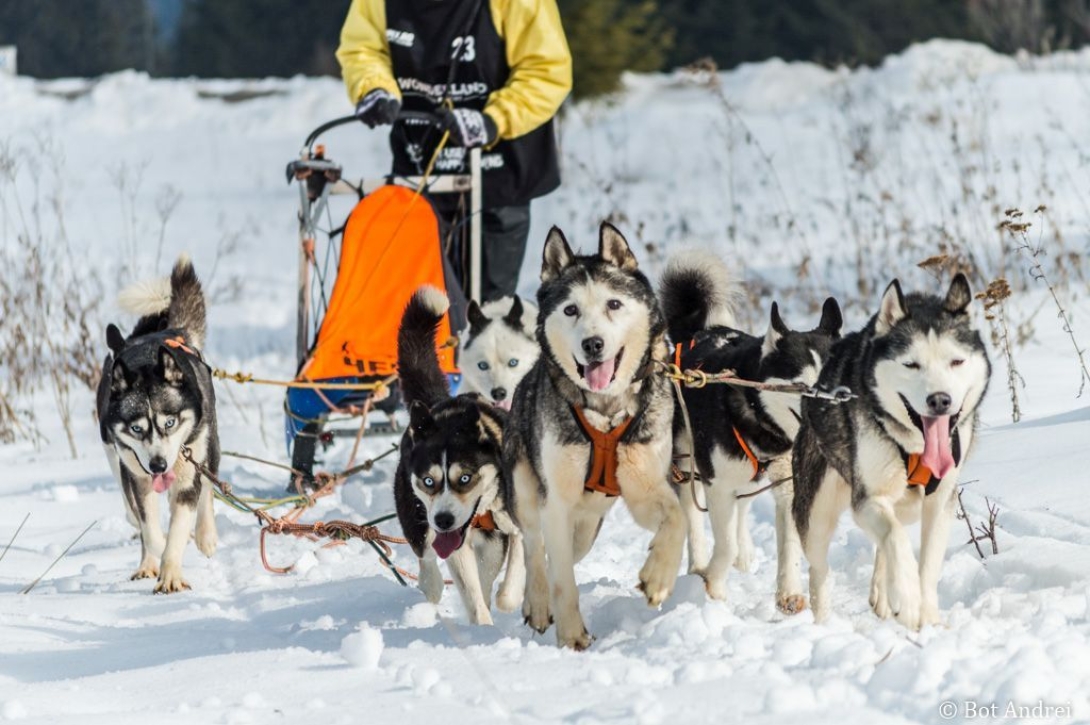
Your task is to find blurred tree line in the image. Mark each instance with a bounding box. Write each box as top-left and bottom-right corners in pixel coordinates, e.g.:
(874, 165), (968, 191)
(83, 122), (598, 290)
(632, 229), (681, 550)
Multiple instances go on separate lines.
(3, 0), (1090, 98)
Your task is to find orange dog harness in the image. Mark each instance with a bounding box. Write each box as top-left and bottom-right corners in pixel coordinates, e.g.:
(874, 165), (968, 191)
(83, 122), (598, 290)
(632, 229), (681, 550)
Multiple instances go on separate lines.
(571, 406), (635, 497)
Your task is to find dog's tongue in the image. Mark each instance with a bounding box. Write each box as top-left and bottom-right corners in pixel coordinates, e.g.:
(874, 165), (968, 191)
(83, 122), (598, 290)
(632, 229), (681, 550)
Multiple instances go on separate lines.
(432, 530), (464, 560)
(584, 358), (616, 392)
(920, 415), (956, 480)
(152, 470), (177, 493)
(495, 399), (512, 411)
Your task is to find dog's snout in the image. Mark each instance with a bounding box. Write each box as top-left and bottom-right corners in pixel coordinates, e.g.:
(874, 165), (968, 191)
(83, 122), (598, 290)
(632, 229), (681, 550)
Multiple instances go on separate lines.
(491, 387), (507, 402)
(926, 392), (952, 415)
(434, 511), (455, 531)
(149, 456), (168, 474)
(581, 336), (605, 359)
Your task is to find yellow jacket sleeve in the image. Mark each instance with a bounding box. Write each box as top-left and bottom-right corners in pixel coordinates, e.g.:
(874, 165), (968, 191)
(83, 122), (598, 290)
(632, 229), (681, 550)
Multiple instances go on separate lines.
(336, 0), (401, 105)
(486, 0), (573, 140)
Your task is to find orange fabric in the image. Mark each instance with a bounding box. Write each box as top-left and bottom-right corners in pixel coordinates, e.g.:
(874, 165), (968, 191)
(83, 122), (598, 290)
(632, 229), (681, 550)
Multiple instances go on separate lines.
(905, 454), (934, 487)
(300, 185), (456, 381)
(471, 511), (497, 531)
(163, 335), (198, 357)
(572, 406), (633, 497)
(732, 426), (762, 481)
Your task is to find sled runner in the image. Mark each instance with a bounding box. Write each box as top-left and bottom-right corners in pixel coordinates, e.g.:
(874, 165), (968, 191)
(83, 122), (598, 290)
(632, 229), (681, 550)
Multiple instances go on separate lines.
(284, 113), (482, 482)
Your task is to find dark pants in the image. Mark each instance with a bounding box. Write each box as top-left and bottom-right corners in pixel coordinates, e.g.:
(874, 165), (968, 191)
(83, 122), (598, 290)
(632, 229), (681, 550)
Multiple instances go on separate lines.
(479, 204), (531, 302)
(436, 201), (531, 305)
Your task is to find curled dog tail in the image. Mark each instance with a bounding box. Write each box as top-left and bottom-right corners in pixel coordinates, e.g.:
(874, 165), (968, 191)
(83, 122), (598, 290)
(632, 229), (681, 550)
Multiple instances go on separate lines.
(659, 250), (739, 343)
(397, 286), (451, 409)
(117, 254), (208, 348)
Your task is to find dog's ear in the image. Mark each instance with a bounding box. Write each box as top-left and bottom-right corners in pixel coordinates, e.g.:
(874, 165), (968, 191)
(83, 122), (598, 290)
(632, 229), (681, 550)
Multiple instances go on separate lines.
(818, 297), (843, 335)
(762, 302), (788, 357)
(504, 295), (525, 328)
(110, 359), (132, 394)
(157, 347), (186, 386)
(598, 222), (638, 272)
(467, 300), (490, 337)
(944, 273), (972, 315)
(106, 324), (126, 355)
(875, 279), (907, 335)
(541, 226), (575, 282)
(408, 400), (436, 440)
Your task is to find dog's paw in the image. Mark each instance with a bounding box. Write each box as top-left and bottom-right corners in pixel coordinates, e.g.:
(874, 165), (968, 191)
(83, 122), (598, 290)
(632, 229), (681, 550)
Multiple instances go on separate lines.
(195, 526), (218, 558)
(495, 586), (523, 613)
(468, 607), (495, 626)
(776, 592), (808, 614)
(154, 566), (191, 594)
(700, 572), (728, 602)
(919, 601), (941, 628)
(522, 600), (552, 633)
(638, 555), (679, 608)
(556, 625), (594, 651)
(889, 581), (922, 630)
(130, 564), (158, 581)
(733, 537), (755, 573)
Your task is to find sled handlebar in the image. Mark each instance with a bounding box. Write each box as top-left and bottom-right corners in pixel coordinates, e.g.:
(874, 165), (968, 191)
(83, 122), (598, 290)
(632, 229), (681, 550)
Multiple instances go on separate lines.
(302, 111), (442, 151)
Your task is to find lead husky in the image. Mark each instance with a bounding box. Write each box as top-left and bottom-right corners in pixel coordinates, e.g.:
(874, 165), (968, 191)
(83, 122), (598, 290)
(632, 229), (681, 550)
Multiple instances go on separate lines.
(793, 274), (990, 629)
(660, 252), (842, 612)
(394, 287), (524, 624)
(97, 256), (218, 593)
(504, 223), (684, 650)
(459, 296), (539, 410)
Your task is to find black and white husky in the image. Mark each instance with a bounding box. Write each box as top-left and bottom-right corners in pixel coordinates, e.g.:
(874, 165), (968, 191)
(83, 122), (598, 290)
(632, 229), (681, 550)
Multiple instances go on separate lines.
(660, 251), (842, 612)
(97, 256), (218, 593)
(792, 274), (991, 629)
(504, 223), (684, 650)
(459, 295), (539, 410)
(394, 287), (524, 624)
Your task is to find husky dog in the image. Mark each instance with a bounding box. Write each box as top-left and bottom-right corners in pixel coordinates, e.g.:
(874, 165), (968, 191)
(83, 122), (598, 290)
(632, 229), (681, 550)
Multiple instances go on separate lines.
(504, 223), (684, 650)
(459, 295), (540, 410)
(660, 251), (842, 612)
(793, 274), (990, 629)
(394, 286), (524, 624)
(97, 256), (218, 593)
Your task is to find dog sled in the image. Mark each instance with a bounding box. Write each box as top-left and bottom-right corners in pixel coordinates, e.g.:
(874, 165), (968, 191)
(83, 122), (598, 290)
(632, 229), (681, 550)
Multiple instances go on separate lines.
(284, 113), (482, 482)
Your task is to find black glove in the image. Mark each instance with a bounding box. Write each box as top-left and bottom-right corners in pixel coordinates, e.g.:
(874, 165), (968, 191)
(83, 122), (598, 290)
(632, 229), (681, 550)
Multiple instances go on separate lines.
(439, 107), (498, 148)
(355, 89), (401, 128)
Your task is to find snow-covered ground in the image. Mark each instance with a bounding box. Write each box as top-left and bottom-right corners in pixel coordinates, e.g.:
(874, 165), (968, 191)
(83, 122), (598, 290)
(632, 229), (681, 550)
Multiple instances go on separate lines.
(2, 40), (1090, 723)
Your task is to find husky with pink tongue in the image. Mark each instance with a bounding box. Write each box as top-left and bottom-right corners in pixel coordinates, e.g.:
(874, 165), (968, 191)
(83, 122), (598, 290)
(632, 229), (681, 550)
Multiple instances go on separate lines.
(97, 255), (219, 594)
(503, 223), (685, 650)
(392, 287), (524, 625)
(792, 273), (991, 630)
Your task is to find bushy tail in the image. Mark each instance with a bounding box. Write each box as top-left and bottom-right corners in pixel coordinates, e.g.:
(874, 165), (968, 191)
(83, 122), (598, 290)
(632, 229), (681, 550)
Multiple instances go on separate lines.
(117, 255), (207, 348)
(398, 286), (451, 409)
(659, 250), (739, 343)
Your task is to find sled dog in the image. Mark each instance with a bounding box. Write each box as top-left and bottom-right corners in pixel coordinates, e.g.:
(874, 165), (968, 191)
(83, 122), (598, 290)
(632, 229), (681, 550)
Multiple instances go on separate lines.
(792, 274), (990, 629)
(97, 256), (218, 593)
(394, 286), (524, 624)
(660, 251), (842, 612)
(504, 223), (684, 650)
(459, 295), (540, 410)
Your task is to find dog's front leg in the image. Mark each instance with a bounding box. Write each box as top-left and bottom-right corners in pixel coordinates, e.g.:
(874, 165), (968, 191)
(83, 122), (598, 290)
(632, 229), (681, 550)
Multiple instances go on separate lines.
(626, 482), (685, 608)
(800, 469), (845, 623)
(130, 479), (166, 580)
(542, 497), (591, 649)
(156, 483), (198, 593)
(770, 461), (807, 614)
(417, 549), (444, 604)
(854, 495), (920, 629)
(918, 480), (957, 627)
(495, 533), (525, 613)
(194, 473), (218, 558)
(870, 547), (891, 619)
(447, 540), (493, 625)
(678, 479), (710, 575)
(512, 461), (550, 632)
(700, 481), (739, 601)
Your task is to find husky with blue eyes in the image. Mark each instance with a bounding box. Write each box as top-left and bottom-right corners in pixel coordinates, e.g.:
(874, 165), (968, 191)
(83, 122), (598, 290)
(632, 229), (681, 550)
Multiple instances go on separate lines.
(459, 295), (540, 410)
(97, 256), (219, 594)
(393, 287), (524, 624)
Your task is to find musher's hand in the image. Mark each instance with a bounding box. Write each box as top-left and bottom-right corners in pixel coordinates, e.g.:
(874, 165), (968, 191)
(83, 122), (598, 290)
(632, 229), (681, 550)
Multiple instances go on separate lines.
(355, 89), (401, 128)
(438, 108), (498, 148)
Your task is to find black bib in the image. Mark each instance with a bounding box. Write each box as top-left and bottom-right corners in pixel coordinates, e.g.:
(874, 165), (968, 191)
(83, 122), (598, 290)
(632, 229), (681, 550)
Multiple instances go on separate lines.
(384, 0), (560, 207)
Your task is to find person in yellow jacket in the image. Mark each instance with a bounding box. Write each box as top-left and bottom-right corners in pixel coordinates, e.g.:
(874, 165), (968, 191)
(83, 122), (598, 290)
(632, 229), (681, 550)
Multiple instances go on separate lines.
(337, 0), (572, 303)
